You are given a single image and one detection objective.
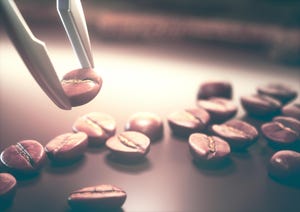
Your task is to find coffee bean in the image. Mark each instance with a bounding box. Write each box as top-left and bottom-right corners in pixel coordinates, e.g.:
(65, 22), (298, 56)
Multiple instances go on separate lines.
(45, 132), (88, 163)
(268, 150), (300, 180)
(61, 68), (102, 107)
(261, 116), (300, 147)
(211, 119), (258, 150)
(197, 81), (232, 99)
(257, 83), (297, 105)
(106, 131), (150, 160)
(241, 94), (282, 117)
(282, 102), (300, 120)
(125, 112), (163, 141)
(68, 184), (127, 210)
(0, 140), (46, 174)
(189, 133), (230, 163)
(197, 97), (237, 123)
(0, 173), (17, 202)
(167, 108), (210, 137)
(73, 112), (116, 146)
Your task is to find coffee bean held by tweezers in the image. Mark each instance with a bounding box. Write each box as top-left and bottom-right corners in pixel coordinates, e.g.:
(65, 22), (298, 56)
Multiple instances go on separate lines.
(197, 81), (232, 99)
(61, 68), (103, 107)
(68, 184), (127, 210)
(45, 132), (88, 163)
(257, 83), (297, 105)
(189, 133), (231, 163)
(211, 120), (258, 150)
(0, 173), (17, 202)
(241, 94), (282, 117)
(167, 108), (210, 137)
(261, 116), (300, 148)
(268, 150), (300, 180)
(73, 112), (116, 146)
(0, 140), (46, 174)
(282, 102), (300, 120)
(125, 112), (163, 141)
(106, 131), (151, 160)
(197, 97), (237, 123)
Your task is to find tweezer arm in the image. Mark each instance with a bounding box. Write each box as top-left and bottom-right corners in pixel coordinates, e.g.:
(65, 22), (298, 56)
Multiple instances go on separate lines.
(57, 0), (94, 68)
(0, 0), (71, 110)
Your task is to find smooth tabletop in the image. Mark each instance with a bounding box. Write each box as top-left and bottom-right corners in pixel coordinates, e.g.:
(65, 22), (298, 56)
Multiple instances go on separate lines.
(1, 27), (300, 212)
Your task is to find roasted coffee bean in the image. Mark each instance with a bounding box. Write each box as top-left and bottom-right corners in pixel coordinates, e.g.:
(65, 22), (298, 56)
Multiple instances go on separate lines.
(268, 150), (300, 180)
(211, 119), (258, 150)
(106, 131), (150, 160)
(197, 81), (232, 99)
(241, 94), (282, 117)
(61, 68), (102, 107)
(0, 173), (17, 202)
(261, 116), (300, 147)
(45, 132), (88, 163)
(197, 97), (237, 123)
(0, 140), (46, 174)
(167, 108), (210, 137)
(73, 112), (116, 146)
(68, 184), (127, 210)
(189, 133), (230, 163)
(125, 112), (163, 141)
(282, 102), (300, 120)
(257, 83), (297, 105)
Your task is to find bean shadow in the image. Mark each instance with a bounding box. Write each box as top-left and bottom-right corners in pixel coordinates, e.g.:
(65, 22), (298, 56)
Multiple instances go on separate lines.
(0, 198), (15, 211)
(268, 174), (300, 189)
(105, 153), (152, 174)
(44, 155), (87, 175)
(241, 114), (272, 129)
(230, 149), (253, 160)
(170, 134), (189, 142)
(192, 157), (236, 176)
(85, 144), (108, 154)
(150, 134), (165, 145)
(65, 206), (125, 212)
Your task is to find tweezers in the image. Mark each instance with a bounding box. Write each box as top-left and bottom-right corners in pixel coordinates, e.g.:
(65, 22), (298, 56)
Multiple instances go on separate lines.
(0, 0), (94, 110)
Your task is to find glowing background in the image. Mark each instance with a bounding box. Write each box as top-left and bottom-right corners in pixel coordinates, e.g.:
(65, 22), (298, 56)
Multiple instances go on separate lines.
(0, 4), (300, 211)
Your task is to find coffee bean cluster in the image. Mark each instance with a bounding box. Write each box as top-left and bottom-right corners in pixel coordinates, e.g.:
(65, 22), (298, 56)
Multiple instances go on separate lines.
(0, 111), (163, 210)
(1, 81), (299, 211)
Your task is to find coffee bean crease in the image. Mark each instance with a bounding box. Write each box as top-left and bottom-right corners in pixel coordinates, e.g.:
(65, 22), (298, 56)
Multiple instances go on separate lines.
(61, 79), (96, 85)
(223, 125), (249, 138)
(16, 143), (35, 167)
(72, 187), (124, 195)
(84, 116), (110, 134)
(183, 111), (203, 124)
(274, 122), (299, 137)
(117, 135), (145, 152)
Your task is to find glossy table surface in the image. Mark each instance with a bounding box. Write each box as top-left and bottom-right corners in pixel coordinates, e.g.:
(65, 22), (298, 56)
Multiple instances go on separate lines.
(0, 27), (300, 212)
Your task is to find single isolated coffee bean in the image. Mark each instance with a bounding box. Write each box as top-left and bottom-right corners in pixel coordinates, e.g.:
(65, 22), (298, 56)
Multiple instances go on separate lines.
(189, 133), (231, 163)
(68, 184), (127, 210)
(282, 102), (300, 120)
(261, 116), (300, 147)
(197, 97), (237, 123)
(211, 119), (258, 150)
(257, 83), (297, 105)
(61, 68), (103, 107)
(45, 132), (88, 163)
(197, 81), (232, 99)
(0, 173), (17, 202)
(167, 108), (210, 137)
(106, 131), (150, 160)
(73, 112), (116, 146)
(241, 94), (282, 117)
(268, 150), (300, 180)
(125, 112), (163, 141)
(0, 140), (46, 174)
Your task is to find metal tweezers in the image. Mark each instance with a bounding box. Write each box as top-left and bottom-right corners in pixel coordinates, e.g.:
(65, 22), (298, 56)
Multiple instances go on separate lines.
(0, 0), (94, 110)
